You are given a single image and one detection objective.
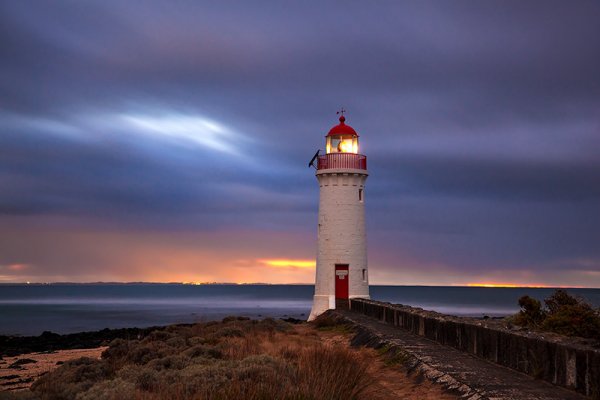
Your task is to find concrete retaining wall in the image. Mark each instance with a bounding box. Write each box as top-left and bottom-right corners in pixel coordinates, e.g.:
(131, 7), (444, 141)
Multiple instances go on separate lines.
(349, 298), (600, 398)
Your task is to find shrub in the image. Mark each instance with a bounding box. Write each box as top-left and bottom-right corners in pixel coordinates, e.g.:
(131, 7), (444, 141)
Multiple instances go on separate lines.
(544, 289), (581, 314)
(101, 339), (134, 361)
(542, 291), (600, 340)
(75, 378), (136, 400)
(146, 355), (190, 371)
(165, 337), (186, 348)
(542, 304), (600, 339)
(255, 317), (290, 333)
(514, 295), (546, 327)
(30, 357), (112, 399)
(143, 330), (174, 343)
(212, 326), (244, 339)
(184, 344), (222, 359)
(512, 290), (600, 341)
(133, 368), (160, 391)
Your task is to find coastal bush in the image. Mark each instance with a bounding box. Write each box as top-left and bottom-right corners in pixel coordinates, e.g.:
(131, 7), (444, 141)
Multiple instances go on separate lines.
(74, 378), (135, 400)
(255, 317), (290, 333)
(512, 290), (600, 341)
(541, 304), (600, 339)
(187, 336), (208, 346)
(514, 295), (546, 327)
(116, 365), (159, 391)
(165, 336), (186, 348)
(30, 357), (112, 399)
(146, 354), (191, 371)
(211, 326), (244, 338)
(11, 317), (378, 400)
(143, 330), (174, 342)
(184, 344), (223, 359)
(544, 289), (581, 314)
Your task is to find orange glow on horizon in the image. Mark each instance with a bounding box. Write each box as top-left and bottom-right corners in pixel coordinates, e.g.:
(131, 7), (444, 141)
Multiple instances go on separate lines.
(258, 259), (316, 269)
(466, 282), (555, 288)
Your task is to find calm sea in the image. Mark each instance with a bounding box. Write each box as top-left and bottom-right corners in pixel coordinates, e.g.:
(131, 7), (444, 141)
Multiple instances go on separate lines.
(0, 284), (599, 336)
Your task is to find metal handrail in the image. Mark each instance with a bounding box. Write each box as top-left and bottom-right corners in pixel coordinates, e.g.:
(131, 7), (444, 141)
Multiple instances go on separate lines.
(317, 153), (367, 170)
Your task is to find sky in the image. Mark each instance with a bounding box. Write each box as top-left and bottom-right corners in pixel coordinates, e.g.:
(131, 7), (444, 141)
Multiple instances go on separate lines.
(1, 1), (599, 287)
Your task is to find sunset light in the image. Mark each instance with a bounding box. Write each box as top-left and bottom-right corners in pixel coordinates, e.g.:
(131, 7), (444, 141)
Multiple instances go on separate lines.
(258, 259), (316, 269)
(466, 283), (550, 288)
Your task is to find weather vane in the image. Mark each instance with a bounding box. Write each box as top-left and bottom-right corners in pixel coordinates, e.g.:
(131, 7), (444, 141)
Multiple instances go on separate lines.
(336, 107), (346, 116)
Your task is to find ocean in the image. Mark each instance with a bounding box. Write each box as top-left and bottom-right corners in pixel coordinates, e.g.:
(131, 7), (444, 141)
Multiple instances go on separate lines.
(1, 284), (599, 336)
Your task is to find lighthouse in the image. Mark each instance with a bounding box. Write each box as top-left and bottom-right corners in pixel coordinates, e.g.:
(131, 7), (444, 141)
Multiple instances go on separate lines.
(308, 111), (369, 321)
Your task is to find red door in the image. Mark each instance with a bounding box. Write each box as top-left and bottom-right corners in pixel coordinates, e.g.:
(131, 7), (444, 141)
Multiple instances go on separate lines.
(335, 264), (349, 308)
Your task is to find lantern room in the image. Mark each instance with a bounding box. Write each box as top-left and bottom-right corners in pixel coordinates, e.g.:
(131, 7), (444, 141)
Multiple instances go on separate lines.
(315, 114), (367, 171)
(326, 115), (359, 154)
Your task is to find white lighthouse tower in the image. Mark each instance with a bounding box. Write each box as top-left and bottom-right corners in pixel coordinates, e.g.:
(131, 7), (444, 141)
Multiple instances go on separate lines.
(308, 111), (369, 321)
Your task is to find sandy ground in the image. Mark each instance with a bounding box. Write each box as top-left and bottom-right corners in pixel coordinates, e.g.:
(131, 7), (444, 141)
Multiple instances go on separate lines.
(1, 324), (455, 399)
(0, 347), (107, 391)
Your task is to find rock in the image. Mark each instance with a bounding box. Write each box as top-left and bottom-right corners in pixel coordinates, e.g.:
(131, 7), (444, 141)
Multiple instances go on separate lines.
(8, 358), (37, 368)
(281, 317), (304, 324)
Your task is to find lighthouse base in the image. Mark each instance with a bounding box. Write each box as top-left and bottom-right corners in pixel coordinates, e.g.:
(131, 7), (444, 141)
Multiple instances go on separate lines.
(307, 294), (371, 321)
(307, 295), (335, 321)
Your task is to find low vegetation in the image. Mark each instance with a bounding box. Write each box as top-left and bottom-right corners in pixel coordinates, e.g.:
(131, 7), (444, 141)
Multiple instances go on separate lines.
(512, 290), (600, 340)
(0, 317), (375, 400)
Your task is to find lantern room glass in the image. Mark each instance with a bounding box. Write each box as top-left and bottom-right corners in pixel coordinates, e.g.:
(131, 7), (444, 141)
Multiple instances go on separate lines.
(326, 134), (359, 154)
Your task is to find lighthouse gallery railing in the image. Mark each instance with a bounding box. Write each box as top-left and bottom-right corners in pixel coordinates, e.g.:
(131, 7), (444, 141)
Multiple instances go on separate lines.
(317, 153), (367, 170)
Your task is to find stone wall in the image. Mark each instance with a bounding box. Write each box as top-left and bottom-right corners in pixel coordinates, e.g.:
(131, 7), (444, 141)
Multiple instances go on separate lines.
(349, 298), (600, 398)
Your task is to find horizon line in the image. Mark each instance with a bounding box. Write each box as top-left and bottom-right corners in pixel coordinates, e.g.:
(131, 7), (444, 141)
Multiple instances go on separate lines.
(0, 281), (595, 289)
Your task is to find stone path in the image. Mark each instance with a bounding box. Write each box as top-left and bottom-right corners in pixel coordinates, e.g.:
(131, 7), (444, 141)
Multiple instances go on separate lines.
(336, 310), (588, 400)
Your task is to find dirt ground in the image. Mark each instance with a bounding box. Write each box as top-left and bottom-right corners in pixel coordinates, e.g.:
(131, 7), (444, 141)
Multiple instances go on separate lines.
(1, 323), (455, 399)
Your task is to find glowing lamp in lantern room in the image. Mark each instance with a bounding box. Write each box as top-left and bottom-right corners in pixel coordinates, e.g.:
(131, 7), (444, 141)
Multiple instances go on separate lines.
(325, 115), (359, 154)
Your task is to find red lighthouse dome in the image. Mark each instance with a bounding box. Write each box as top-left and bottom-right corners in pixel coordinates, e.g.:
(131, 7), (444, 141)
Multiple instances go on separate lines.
(327, 115), (359, 137)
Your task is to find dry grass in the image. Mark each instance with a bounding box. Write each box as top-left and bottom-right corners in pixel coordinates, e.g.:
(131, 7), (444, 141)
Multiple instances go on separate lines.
(1, 316), (456, 400)
(0, 318), (372, 400)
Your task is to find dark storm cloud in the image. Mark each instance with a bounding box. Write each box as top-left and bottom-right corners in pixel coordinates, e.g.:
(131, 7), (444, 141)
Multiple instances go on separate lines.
(373, 155), (600, 201)
(1, 1), (599, 284)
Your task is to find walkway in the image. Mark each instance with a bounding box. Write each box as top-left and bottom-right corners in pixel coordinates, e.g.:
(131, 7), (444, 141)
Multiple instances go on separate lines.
(335, 310), (588, 400)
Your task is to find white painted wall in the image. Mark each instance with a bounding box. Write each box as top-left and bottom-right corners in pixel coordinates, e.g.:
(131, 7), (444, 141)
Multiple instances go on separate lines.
(308, 168), (369, 321)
